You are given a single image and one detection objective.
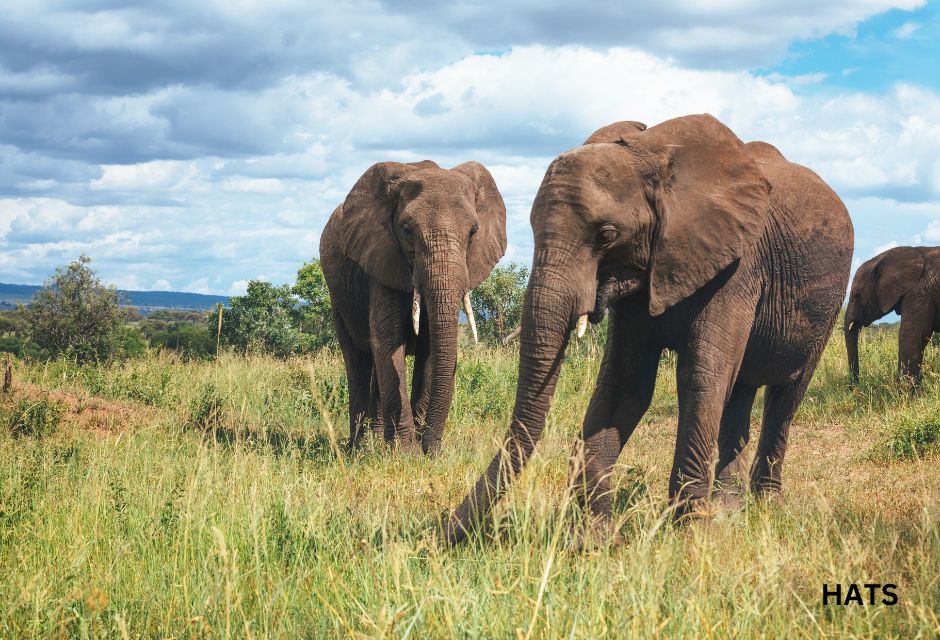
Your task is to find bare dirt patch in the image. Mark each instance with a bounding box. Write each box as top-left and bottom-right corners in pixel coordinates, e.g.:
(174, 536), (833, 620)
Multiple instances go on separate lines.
(1, 381), (153, 437)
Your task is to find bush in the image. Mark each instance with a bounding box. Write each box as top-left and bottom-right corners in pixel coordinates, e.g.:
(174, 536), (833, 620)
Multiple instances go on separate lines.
(214, 281), (305, 357)
(22, 255), (127, 363)
(148, 323), (215, 359)
(294, 259), (335, 350)
(470, 263), (528, 344)
(878, 412), (940, 461)
(4, 396), (64, 438)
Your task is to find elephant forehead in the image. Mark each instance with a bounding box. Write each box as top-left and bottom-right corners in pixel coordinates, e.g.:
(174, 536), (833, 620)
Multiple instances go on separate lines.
(535, 147), (645, 222)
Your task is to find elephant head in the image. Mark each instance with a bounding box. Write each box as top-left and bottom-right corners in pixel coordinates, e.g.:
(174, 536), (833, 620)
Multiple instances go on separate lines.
(338, 159), (506, 449)
(445, 114), (771, 542)
(844, 246), (926, 381)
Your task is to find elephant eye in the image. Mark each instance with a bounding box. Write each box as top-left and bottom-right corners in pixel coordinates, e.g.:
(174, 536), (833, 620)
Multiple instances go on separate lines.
(468, 223), (478, 243)
(400, 223), (414, 239)
(598, 226), (619, 246)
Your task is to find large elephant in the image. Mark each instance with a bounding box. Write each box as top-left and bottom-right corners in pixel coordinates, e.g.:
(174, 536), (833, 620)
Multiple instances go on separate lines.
(444, 114), (853, 544)
(320, 160), (506, 455)
(845, 246), (940, 386)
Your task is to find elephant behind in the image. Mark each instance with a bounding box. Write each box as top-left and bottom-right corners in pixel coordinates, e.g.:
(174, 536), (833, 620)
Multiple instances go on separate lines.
(444, 114), (853, 545)
(320, 160), (506, 455)
(845, 246), (940, 386)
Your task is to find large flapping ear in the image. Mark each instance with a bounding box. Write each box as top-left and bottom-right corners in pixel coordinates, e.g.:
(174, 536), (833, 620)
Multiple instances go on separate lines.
(336, 160), (438, 291)
(583, 120), (647, 145)
(453, 161), (507, 288)
(641, 114), (772, 316)
(873, 247), (925, 314)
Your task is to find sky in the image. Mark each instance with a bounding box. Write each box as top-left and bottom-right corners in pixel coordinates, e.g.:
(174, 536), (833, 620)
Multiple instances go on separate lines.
(1, 0), (939, 295)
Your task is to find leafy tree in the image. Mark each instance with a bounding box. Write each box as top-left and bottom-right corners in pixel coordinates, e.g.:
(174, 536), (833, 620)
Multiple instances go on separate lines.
(22, 255), (127, 362)
(213, 280), (304, 357)
(469, 263), (529, 344)
(293, 258), (335, 350)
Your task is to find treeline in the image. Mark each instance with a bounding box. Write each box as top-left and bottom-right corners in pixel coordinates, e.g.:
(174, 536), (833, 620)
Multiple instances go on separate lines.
(0, 256), (529, 362)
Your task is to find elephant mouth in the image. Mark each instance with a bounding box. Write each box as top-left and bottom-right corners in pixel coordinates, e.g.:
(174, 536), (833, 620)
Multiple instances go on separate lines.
(589, 266), (645, 323)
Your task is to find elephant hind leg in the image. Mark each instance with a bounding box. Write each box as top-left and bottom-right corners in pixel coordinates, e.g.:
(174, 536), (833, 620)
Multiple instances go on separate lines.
(897, 297), (935, 390)
(750, 372), (813, 496)
(410, 314), (432, 431)
(335, 314), (373, 449)
(714, 382), (758, 507)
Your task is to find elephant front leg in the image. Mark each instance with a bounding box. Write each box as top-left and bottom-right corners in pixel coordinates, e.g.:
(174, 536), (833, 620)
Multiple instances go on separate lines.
(568, 304), (660, 549)
(670, 306), (754, 517)
(369, 284), (419, 452)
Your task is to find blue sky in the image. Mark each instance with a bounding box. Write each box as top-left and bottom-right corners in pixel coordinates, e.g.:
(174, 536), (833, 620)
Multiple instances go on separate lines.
(0, 0), (938, 295)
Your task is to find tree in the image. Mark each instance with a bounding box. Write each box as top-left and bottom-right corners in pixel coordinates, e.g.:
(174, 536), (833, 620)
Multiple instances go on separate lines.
(469, 263), (529, 344)
(22, 255), (127, 362)
(293, 258), (335, 350)
(213, 280), (304, 357)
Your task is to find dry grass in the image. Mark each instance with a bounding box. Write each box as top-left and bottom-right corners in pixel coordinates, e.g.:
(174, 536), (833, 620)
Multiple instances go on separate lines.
(0, 327), (938, 638)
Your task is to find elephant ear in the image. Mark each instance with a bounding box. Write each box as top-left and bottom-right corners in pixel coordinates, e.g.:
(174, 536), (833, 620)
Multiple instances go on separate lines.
(873, 247), (925, 314)
(583, 120), (646, 145)
(337, 160), (438, 291)
(642, 114), (772, 316)
(453, 161), (508, 288)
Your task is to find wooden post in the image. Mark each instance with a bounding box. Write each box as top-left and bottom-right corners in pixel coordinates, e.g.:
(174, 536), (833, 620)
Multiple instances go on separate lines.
(215, 303), (223, 359)
(3, 359), (11, 394)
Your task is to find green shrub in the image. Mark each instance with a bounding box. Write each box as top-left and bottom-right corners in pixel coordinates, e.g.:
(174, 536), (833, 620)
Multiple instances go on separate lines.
(187, 383), (227, 433)
(4, 396), (64, 438)
(878, 411), (940, 461)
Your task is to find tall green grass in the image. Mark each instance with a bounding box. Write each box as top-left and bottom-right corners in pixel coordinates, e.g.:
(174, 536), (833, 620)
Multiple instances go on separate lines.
(0, 327), (938, 638)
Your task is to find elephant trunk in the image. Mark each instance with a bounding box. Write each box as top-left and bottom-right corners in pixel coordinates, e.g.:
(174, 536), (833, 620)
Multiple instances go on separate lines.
(418, 239), (465, 456)
(844, 309), (861, 384)
(444, 245), (589, 543)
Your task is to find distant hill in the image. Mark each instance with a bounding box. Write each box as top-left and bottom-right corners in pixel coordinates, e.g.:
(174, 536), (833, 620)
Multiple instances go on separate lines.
(0, 282), (229, 312)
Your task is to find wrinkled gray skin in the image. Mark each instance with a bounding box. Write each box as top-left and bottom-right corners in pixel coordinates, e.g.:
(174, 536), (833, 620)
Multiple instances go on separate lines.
(845, 246), (940, 387)
(444, 114), (854, 545)
(320, 160), (506, 455)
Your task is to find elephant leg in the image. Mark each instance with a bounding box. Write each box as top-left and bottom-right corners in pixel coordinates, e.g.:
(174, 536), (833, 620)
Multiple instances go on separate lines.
(334, 312), (372, 449)
(369, 283), (419, 452)
(368, 367), (384, 440)
(670, 303), (754, 517)
(410, 309), (433, 431)
(714, 382), (759, 504)
(749, 370), (813, 496)
(897, 297), (935, 389)
(569, 305), (660, 529)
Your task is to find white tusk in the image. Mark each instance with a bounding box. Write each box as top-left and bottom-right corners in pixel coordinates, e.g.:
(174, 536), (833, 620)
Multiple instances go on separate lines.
(848, 322), (855, 331)
(576, 314), (588, 339)
(503, 326), (521, 345)
(412, 289), (421, 335)
(463, 292), (478, 345)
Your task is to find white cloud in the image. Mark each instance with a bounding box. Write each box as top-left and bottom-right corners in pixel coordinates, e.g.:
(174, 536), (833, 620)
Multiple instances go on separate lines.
(893, 21), (921, 38)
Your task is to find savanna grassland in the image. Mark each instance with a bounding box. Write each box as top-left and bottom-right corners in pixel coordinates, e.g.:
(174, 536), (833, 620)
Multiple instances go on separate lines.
(1, 326), (939, 638)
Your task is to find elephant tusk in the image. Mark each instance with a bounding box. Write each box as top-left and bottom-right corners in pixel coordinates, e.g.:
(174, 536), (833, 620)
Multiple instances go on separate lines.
(576, 314), (588, 339)
(463, 292), (478, 345)
(848, 322), (855, 331)
(412, 289), (421, 336)
(503, 326), (521, 345)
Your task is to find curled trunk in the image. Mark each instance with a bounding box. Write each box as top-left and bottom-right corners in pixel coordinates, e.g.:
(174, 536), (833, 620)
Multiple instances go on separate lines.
(421, 283), (460, 455)
(845, 323), (861, 383)
(444, 255), (576, 543)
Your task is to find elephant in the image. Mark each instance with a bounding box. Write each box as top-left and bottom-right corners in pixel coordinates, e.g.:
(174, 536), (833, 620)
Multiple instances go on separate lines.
(845, 246), (940, 386)
(443, 114), (853, 545)
(320, 159), (506, 455)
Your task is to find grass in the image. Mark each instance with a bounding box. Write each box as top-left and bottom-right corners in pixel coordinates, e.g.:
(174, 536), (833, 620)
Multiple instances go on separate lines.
(0, 327), (938, 638)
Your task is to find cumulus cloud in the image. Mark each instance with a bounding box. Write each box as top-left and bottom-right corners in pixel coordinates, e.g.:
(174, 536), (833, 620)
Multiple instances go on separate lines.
(0, 1), (935, 293)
